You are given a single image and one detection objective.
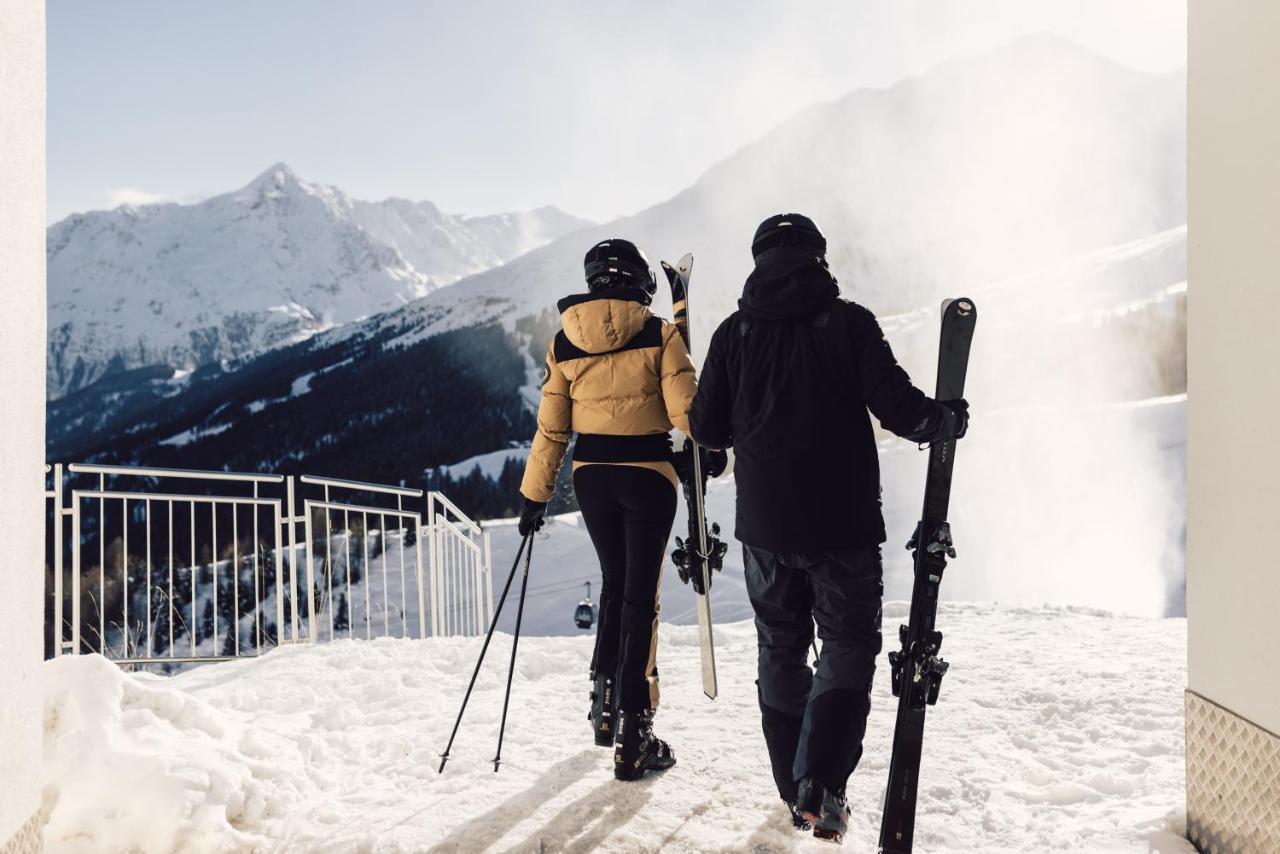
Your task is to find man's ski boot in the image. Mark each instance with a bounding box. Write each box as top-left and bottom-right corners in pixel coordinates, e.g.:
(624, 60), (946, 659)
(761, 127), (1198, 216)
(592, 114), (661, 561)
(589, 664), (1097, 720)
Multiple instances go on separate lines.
(795, 777), (849, 844)
(589, 675), (616, 747)
(612, 709), (676, 781)
(786, 801), (813, 832)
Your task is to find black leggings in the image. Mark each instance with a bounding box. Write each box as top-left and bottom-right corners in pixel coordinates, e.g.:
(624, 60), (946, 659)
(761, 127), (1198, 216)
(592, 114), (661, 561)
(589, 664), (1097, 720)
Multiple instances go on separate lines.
(574, 464), (677, 713)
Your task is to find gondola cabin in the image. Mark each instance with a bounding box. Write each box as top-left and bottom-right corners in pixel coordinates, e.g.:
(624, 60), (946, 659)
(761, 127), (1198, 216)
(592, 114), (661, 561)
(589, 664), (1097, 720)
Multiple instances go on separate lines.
(574, 582), (596, 630)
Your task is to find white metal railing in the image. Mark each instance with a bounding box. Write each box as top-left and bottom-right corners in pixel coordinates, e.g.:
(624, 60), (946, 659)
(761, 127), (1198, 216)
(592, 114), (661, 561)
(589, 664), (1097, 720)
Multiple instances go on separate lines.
(299, 475), (428, 642)
(45, 463), (494, 667)
(427, 491), (493, 638)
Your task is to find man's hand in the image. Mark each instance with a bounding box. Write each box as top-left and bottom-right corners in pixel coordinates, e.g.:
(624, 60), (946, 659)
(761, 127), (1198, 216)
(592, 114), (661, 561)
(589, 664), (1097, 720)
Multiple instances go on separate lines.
(517, 497), (547, 537)
(940, 399), (969, 440)
(673, 440), (729, 482)
(702, 447), (728, 478)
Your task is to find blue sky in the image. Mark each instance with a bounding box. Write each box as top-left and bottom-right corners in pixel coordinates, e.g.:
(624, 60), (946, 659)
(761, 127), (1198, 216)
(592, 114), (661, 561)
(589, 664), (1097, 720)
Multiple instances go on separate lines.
(48, 1), (1185, 224)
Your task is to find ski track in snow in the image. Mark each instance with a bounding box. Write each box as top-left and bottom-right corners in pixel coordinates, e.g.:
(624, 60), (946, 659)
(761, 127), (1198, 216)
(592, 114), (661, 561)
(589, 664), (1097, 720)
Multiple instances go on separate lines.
(40, 604), (1191, 853)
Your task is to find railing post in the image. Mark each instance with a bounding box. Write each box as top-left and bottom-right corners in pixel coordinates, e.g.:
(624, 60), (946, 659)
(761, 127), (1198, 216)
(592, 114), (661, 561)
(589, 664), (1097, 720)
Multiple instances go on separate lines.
(71, 492), (80, 655)
(287, 475), (299, 642)
(53, 464), (64, 656)
(427, 493), (439, 638)
(273, 500), (285, 649)
(484, 526), (494, 628)
(415, 506), (427, 640)
(305, 495), (317, 643)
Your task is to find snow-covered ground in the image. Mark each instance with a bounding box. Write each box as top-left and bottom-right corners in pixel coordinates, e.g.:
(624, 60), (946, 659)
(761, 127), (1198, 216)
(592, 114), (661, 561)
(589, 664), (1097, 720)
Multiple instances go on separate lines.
(41, 603), (1191, 853)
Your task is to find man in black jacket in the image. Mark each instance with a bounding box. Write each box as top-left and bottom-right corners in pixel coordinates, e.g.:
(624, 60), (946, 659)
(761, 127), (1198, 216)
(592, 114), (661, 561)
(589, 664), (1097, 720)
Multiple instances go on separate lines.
(689, 213), (968, 841)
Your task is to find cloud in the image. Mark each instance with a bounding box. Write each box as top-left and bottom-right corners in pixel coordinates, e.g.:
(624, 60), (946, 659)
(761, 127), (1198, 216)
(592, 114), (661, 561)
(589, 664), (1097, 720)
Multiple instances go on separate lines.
(106, 187), (177, 209)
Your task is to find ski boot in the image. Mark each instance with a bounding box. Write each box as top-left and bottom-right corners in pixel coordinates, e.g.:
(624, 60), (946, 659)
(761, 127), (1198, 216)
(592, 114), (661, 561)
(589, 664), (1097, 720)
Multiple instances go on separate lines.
(795, 777), (849, 844)
(786, 801), (813, 832)
(612, 709), (676, 781)
(589, 675), (616, 747)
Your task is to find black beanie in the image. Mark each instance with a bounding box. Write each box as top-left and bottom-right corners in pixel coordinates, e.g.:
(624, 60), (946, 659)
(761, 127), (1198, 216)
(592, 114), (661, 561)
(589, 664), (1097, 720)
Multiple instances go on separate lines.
(751, 213), (826, 259)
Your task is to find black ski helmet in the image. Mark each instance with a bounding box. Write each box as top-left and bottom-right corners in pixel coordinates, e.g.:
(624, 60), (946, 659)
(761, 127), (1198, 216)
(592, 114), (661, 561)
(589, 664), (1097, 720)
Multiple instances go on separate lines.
(751, 213), (827, 260)
(583, 238), (657, 302)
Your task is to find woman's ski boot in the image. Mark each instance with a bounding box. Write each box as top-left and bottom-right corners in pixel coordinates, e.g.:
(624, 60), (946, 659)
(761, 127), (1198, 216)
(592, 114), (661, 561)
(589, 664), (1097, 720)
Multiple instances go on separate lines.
(612, 709), (676, 780)
(589, 675), (616, 747)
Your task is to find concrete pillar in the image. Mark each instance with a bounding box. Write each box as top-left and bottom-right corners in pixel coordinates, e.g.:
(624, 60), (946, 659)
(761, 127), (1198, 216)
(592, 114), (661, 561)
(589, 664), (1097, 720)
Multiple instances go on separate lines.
(0, 1), (47, 851)
(1187, 1), (1280, 851)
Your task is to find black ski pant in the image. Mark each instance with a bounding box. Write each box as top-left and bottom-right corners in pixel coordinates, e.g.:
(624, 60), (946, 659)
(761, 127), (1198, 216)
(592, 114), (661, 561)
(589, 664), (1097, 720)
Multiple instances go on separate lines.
(575, 464), (677, 713)
(744, 543), (883, 801)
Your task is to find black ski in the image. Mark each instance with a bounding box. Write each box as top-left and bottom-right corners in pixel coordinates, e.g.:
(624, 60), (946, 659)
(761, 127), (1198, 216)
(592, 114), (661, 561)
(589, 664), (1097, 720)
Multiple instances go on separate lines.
(662, 253), (728, 699)
(879, 297), (977, 854)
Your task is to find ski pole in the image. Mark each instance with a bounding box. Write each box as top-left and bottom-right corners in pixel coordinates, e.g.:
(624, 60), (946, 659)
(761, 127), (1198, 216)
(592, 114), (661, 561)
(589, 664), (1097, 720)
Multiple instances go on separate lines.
(492, 534), (534, 772)
(437, 531), (531, 773)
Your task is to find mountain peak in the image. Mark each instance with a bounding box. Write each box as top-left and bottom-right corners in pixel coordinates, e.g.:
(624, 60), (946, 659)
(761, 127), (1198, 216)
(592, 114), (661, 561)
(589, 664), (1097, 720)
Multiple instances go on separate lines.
(243, 162), (307, 196)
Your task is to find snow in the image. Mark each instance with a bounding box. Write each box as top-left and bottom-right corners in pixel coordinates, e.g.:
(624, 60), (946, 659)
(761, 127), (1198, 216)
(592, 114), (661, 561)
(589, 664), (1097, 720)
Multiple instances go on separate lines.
(40, 603), (1191, 853)
(157, 421), (231, 448)
(436, 446), (531, 480)
(290, 372), (314, 397)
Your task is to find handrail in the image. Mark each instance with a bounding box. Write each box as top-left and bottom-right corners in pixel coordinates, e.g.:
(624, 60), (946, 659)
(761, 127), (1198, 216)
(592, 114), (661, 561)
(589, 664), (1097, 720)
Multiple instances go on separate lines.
(68, 463), (283, 483)
(46, 461), (494, 662)
(436, 516), (483, 554)
(303, 499), (423, 516)
(427, 490), (481, 534)
(70, 489), (282, 506)
(300, 474), (424, 497)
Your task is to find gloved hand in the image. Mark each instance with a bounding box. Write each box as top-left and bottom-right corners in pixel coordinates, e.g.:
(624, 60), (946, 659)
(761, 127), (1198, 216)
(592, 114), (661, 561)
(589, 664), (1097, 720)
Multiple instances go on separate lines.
(702, 447), (728, 478)
(940, 399), (969, 440)
(673, 440), (728, 482)
(517, 497), (547, 537)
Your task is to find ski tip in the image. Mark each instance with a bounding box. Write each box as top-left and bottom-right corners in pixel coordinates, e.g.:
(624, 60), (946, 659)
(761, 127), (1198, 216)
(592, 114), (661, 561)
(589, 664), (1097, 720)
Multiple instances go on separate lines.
(942, 296), (976, 318)
(678, 252), (694, 277)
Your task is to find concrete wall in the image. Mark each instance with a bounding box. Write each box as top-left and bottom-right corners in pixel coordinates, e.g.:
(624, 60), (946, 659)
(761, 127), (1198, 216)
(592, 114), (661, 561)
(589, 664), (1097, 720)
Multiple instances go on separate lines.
(1186, 1), (1280, 850)
(0, 0), (47, 851)
(1187, 0), (1280, 736)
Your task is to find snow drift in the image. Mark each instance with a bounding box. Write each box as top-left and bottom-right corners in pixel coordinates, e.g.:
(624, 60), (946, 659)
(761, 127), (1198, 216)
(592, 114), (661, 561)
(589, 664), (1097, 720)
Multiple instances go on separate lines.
(41, 604), (1190, 852)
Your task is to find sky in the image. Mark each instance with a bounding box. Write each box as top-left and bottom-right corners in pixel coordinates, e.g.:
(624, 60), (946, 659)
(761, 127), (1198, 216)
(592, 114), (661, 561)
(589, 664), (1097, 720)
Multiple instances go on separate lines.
(48, 0), (1186, 224)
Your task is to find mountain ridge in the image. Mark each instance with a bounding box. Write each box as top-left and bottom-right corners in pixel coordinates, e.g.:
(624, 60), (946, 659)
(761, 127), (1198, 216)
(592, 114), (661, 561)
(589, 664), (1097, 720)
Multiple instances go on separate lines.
(46, 163), (592, 399)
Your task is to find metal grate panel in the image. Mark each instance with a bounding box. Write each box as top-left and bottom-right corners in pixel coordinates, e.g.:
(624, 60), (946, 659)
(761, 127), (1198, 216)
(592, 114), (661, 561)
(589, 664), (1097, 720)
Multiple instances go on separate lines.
(1186, 690), (1280, 853)
(0, 809), (42, 854)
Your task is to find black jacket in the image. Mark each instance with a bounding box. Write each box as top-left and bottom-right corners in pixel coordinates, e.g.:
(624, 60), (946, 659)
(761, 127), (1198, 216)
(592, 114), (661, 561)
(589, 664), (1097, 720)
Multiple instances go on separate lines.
(689, 247), (950, 552)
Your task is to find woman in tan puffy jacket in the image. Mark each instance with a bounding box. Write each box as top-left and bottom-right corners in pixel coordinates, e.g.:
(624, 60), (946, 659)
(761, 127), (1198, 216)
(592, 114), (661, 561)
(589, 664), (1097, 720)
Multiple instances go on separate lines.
(516, 237), (722, 781)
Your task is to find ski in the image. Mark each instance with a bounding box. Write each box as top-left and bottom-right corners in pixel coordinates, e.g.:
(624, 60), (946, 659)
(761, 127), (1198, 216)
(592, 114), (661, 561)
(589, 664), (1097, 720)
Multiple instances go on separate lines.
(879, 297), (977, 854)
(662, 253), (729, 700)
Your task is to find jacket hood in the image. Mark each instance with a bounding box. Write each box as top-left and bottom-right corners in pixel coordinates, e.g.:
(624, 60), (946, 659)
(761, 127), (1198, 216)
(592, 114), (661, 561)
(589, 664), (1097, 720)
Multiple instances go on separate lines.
(557, 288), (653, 354)
(739, 246), (840, 320)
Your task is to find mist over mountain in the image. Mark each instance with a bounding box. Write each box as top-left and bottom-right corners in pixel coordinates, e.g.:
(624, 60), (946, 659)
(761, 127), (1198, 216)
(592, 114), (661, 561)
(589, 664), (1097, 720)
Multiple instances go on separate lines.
(46, 164), (591, 399)
(51, 37), (1188, 617)
(357, 34), (1184, 355)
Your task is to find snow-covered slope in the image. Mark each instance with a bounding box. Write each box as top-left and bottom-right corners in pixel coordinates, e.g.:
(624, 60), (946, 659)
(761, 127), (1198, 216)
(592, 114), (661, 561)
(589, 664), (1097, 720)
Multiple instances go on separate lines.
(341, 35), (1184, 362)
(41, 605), (1191, 852)
(46, 164), (590, 398)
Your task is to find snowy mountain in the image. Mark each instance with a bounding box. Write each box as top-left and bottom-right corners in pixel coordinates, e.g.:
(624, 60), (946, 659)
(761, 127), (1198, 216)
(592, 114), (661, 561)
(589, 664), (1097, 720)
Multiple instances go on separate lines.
(50, 36), (1187, 612)
(46, 164), (591, 398)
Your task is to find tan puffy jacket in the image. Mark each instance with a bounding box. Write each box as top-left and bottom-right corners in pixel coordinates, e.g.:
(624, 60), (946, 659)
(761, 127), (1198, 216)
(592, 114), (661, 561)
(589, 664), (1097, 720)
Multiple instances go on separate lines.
(520, 290), (697, 502)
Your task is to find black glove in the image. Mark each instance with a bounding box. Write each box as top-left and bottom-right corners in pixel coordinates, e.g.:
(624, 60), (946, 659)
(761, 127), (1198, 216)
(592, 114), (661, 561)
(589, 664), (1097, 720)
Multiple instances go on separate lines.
(673, 440), (728, 482)
(703, 447), (728, 479)
(517, 497), (547, 537)
(940, 399), (969, 440)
